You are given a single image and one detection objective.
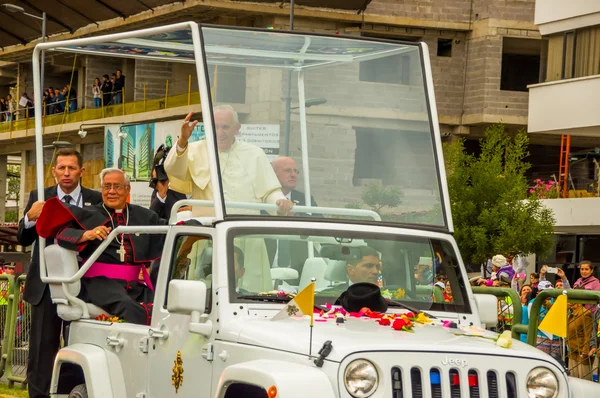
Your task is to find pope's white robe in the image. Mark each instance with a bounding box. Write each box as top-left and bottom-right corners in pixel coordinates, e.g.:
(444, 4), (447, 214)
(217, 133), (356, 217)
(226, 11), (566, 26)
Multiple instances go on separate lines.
(165, 139), (285, 292)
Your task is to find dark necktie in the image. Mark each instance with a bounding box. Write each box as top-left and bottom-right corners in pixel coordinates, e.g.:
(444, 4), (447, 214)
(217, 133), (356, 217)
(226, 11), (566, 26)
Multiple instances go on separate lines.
(62, 195), (72, 204)
(277, 240), (291, 267)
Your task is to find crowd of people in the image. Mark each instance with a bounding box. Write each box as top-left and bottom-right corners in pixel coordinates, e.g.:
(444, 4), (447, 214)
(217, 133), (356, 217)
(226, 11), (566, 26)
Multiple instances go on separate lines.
(473, 254), (600, 381)
(0, 68), (125, 125)
(91, 69), (125, 108)
(42, 85), (77, 115)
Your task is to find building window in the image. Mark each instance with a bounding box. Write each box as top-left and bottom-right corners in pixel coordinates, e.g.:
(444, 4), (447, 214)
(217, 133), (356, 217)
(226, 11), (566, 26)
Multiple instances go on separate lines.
(562, 31), (576, 79)
(500, 37), (541, 92)
(545, 26), (600, 82)
(437, 39), (452, 57)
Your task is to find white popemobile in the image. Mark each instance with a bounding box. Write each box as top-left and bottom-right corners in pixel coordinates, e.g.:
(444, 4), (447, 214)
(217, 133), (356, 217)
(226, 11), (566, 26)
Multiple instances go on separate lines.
(30, 22), (600, 398)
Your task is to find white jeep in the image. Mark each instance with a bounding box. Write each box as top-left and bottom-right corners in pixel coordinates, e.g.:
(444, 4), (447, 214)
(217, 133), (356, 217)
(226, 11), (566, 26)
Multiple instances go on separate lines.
(28, 22), (599, 398)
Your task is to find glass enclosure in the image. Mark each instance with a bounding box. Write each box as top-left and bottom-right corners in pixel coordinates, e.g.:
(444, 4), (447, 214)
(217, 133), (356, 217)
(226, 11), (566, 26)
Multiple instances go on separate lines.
(228, 228), (470, 314)
(202, 27), (445, 227)
(54, 25), (446, 228)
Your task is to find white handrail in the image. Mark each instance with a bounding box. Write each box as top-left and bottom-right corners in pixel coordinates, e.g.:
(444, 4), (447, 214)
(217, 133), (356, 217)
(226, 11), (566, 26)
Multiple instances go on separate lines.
(41, 225), (169, 284)
(169, 199), (381, 224)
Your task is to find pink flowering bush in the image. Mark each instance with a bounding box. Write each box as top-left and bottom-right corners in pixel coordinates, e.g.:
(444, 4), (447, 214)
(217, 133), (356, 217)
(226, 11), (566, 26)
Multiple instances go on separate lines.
(529, 179), (559, 199)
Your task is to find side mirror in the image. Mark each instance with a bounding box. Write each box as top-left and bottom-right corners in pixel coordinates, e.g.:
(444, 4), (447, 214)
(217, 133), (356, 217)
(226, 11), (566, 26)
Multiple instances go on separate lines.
(474, 294), (498, 329)
(167, 280), (212, 337)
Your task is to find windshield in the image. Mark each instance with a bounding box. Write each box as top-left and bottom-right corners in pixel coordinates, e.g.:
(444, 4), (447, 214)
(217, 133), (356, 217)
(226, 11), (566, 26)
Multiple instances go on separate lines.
(228, 228), (470, 314)
(201, 27), (446, 228)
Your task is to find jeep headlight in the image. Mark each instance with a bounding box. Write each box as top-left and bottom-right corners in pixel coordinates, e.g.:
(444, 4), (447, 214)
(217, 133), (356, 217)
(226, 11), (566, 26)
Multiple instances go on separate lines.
(344, 359), (378, 397)
(526, 367), (558, 398)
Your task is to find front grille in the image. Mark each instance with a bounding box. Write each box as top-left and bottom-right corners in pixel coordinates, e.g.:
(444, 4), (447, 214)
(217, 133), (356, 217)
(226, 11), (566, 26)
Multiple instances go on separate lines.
(411, 367), (423, 398)
(388, 366), (520, 397)
(391, 367), (403, 398)
(449, 369), (461, 398)
(468, 370), (480, 398)
(506, 372), (517, 398)
(487, 371), (498, 398)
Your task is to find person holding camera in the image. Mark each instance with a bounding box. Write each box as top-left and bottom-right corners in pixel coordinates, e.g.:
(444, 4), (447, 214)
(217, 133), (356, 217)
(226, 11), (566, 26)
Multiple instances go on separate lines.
(539, 264), (571, 289)
(149, 166), (187, 220)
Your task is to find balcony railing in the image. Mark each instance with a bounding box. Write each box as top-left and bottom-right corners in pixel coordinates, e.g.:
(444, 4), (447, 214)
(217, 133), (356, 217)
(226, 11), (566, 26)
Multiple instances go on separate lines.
(0, 75), (201, 137)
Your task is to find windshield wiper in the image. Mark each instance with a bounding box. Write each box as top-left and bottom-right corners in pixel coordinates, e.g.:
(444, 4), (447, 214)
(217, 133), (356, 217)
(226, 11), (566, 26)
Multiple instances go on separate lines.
(237, 294), (292, 303)
(386, 299), (437, 319)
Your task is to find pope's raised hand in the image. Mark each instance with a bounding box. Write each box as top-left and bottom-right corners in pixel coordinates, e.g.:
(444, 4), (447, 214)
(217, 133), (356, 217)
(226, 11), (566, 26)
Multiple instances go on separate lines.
(178, 112), (199, 149)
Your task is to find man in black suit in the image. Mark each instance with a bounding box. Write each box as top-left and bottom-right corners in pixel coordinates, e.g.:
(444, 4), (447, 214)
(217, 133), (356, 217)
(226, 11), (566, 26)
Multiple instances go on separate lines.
(18, 148), (102, 398)
(266, 157), (320, 283)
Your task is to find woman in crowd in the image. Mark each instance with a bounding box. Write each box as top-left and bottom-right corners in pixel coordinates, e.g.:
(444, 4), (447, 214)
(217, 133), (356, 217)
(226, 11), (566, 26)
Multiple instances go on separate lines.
(566, 261), (599, 380)
(54, 88), (64, 113)
(573, 261), (600, 293)
(519, 284), (533, 342)
(92, 78), (102, 108)
(567, 291), (594, 380)
(443, 280), (453, 303)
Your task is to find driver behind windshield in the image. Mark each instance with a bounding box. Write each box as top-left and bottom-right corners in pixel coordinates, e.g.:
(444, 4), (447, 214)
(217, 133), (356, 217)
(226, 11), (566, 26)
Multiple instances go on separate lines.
(322, 246), (381, 295)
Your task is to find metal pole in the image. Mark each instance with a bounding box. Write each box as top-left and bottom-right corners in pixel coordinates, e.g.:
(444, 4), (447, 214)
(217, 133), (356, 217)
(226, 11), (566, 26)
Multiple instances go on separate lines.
(283, 0), (294, 156)
(290, 0), (294, 31)
(297, 71), (311, 208)
(283, 72), (292, 156)
(40, 12), (46, 104)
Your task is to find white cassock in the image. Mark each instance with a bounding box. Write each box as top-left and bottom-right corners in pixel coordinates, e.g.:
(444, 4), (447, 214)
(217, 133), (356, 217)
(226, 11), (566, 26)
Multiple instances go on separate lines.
(165, 139), (285, 292)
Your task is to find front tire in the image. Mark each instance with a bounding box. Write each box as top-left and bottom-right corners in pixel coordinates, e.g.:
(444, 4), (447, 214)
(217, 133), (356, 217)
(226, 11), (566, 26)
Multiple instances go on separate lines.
(68, 384), (88, 398)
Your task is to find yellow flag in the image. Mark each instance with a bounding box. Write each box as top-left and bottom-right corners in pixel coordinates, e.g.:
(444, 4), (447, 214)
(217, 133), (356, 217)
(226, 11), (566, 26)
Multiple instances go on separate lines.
(271, 282), (315, 325)
(538, 295), (567, 338)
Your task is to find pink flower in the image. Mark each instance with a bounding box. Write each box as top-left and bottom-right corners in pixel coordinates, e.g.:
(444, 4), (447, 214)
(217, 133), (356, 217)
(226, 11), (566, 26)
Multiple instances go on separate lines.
(529, 189), (534, 193)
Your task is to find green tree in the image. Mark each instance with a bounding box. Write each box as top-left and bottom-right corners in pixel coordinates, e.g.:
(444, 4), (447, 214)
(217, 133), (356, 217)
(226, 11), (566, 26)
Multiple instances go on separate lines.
(5, 165), (20, 222)
(361, 182), (403, 213)
(444, 124), (555, 265)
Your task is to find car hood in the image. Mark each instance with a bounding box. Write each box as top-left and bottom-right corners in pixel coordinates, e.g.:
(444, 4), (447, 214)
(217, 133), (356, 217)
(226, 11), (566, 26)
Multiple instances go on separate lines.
(221, 315), (547, 363)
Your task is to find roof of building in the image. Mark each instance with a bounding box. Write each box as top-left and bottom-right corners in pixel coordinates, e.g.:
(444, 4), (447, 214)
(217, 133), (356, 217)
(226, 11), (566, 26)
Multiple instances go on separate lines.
(0, 0), (372, 51)
(0, 0), (182, 49)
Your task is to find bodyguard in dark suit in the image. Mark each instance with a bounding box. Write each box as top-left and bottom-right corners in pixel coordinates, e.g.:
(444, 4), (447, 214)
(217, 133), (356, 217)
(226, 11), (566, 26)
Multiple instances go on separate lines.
(18, 148), (102, 398)
(266, 157), (320, 282)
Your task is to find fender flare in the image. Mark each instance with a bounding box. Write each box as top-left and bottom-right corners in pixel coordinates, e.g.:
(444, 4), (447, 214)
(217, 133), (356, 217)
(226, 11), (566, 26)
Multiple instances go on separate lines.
(215, 359), (337, 398)
(50, 343), (127, 398)
(567, 376), (600, 397)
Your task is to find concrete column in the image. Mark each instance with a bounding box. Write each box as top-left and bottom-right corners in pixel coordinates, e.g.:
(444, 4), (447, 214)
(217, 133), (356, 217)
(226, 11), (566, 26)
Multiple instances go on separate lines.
(19, 151), (26, 220)
(122, 58), (135, 103)
(77, 65), (85, 110)
(0, 155), (7, 223)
